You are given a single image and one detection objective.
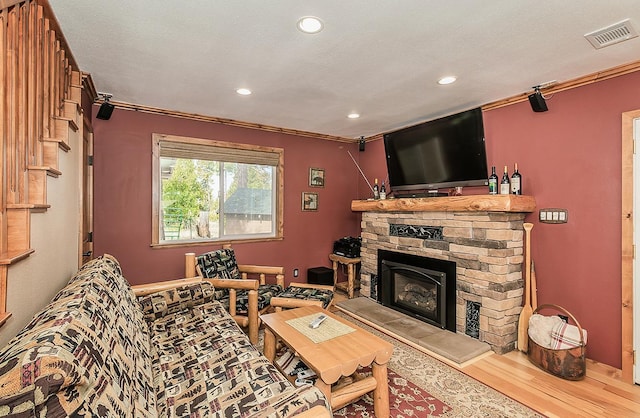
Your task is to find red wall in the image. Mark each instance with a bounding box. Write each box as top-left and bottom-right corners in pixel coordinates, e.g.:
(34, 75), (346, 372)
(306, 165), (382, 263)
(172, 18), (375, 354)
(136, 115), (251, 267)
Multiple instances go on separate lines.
(92, 111), (361, 287)
(358, 71), (640, 368)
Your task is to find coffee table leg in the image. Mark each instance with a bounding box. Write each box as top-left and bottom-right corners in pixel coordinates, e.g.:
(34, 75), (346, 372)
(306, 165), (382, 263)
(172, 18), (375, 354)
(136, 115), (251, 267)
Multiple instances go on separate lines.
(314, 379), (332, 406)
(264, 328), (276, 362)
(372, 362), (390, 418)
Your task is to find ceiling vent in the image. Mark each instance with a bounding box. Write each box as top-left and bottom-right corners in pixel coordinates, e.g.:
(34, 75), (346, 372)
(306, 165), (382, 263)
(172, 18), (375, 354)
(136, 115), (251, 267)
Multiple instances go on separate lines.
(584, 19), (638, 49)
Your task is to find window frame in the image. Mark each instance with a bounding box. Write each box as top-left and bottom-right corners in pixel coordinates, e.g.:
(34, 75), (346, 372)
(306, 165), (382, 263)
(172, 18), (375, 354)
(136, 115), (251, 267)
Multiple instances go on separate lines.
(151, 133), (284, 247)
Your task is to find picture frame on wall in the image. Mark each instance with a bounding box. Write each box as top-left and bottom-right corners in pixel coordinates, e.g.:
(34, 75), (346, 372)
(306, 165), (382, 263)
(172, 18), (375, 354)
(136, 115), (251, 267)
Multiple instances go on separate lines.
(309, 168), (325, 187)
(302, 192), (318, 211)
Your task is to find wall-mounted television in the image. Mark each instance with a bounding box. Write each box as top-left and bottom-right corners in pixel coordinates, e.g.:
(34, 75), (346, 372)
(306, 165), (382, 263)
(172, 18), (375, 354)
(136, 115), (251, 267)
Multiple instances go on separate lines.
(383, 107), (488, 195)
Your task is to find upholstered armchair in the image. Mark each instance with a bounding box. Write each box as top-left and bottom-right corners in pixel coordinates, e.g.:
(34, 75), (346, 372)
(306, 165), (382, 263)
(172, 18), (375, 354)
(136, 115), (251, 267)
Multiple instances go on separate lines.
(185, 247), (284, 344)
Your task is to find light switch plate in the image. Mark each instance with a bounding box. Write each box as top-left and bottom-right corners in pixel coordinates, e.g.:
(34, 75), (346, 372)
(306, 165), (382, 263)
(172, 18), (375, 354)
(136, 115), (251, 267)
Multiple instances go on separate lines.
(539, 208), (568, 224)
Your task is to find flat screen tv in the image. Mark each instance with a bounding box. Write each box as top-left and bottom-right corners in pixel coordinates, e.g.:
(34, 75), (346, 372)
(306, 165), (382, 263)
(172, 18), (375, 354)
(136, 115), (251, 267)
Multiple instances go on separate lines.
(383, 107), (488, 195)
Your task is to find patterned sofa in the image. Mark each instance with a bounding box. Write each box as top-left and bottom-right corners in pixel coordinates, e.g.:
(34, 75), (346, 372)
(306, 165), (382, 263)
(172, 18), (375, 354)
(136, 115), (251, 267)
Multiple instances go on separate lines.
(0, 255), (331, 417)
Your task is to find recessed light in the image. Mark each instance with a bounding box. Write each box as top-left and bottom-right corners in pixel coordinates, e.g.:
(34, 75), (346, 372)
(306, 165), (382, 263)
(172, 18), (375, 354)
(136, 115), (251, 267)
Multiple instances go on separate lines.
(347, 113), (360, 119)
(236, 88), (252, 96)
(438, 76), (457, 85)
(297, 16), (324, 34)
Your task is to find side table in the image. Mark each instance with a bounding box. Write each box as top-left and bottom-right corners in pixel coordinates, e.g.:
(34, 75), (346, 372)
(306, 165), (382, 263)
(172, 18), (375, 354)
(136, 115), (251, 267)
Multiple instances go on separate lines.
(329, 254), (361, 299)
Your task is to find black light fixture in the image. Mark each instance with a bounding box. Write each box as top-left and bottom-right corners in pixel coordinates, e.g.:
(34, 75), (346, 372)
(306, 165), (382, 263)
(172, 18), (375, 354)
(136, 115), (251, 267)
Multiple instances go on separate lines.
(528, 86), (548, 112)
(96, 92), (114, 120)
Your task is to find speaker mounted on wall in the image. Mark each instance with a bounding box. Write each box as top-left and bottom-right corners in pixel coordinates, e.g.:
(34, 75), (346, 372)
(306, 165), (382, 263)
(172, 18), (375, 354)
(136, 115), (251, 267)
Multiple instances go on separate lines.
(96, 92), (114, 120)
(528, 87), (548, 112)
(358, 136), (366, 152)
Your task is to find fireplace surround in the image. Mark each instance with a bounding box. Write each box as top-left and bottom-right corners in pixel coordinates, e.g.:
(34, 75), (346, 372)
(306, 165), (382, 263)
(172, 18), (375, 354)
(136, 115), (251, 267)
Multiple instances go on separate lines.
(352, 195), (536, 354)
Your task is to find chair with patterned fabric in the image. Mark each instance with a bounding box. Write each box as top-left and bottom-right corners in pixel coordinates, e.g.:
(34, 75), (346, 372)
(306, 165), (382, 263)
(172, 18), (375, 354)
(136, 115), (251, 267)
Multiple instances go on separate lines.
(185, 246), (284, 344)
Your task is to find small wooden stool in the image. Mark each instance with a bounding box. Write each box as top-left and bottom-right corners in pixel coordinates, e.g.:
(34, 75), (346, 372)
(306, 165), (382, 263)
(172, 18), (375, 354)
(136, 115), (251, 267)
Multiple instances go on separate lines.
(329, 254), (361, 299)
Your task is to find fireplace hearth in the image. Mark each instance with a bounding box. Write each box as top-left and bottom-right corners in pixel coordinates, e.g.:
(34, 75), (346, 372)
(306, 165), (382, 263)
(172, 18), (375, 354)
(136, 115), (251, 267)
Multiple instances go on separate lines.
(378, 250), (456, 332)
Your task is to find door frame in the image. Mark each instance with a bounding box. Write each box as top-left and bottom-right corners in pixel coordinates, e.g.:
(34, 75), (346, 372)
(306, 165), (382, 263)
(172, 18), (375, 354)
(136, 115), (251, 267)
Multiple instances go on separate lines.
(621, 109), (640, 383)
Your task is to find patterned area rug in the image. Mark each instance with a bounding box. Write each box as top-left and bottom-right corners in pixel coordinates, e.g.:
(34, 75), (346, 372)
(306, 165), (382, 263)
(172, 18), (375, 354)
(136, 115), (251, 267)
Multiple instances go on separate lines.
(334, 312), (543, 417)
(333, 366), (451, 417)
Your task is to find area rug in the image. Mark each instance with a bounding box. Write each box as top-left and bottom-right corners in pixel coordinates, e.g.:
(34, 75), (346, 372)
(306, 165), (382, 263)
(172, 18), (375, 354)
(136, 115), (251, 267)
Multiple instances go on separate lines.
(332, 366), (451, 417)
(333, 312), (544, 417)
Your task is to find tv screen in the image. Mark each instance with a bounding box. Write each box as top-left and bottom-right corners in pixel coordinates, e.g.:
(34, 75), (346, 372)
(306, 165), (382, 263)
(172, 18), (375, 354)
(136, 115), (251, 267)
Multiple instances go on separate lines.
(383, 107), (488, 194)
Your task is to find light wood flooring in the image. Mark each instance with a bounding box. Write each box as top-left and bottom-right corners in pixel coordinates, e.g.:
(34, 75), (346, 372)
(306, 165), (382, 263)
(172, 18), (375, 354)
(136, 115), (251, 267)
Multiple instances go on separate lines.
(332, 291), (640, 417)
(464, 350), (640, 417)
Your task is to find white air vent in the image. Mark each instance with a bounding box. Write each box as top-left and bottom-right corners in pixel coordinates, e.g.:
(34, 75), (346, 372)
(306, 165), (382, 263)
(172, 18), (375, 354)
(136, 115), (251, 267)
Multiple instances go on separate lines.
(585, 19), (638, 49)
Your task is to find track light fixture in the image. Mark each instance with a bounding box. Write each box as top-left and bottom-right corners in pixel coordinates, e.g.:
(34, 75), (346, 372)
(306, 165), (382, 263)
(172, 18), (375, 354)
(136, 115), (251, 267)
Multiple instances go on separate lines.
(96, 92), (114, 120)
(528, 86), (548, 113)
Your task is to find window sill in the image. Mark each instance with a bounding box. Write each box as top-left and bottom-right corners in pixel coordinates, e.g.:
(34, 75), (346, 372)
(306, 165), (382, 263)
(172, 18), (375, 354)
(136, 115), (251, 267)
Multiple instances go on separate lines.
(151, 236), (283, 249)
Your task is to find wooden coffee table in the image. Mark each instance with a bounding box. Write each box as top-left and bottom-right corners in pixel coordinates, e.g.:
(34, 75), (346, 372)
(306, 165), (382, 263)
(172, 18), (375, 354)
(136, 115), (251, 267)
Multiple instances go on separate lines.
(261, 306), (393, 417)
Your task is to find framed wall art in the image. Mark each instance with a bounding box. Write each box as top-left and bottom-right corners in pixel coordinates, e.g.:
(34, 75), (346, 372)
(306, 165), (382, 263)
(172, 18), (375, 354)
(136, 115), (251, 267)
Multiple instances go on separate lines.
(309, 168), (325, 187)
(302, 192), (318, 211)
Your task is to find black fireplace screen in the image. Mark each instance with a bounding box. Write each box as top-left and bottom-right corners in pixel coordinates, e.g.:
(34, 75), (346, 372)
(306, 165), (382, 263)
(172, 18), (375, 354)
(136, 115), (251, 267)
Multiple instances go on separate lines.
(378, 250), (456, 332)
(392, 265), (443, 319)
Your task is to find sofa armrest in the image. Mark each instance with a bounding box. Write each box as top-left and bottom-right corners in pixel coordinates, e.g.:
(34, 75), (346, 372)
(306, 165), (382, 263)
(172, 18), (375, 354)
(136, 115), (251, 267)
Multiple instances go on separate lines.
(238, 264), (285, 287)
(207, 277), (259, 291)
(132, 277), (203, 297)
(237, 264), (283, 275)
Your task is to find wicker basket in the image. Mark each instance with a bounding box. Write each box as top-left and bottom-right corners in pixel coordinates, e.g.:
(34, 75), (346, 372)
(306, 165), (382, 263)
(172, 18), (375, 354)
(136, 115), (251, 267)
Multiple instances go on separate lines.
(527, 304), (586, 381)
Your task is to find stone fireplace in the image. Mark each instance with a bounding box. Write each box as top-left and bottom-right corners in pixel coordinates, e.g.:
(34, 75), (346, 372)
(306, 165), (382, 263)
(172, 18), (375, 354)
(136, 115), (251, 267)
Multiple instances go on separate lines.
(352, 195), (536, 354)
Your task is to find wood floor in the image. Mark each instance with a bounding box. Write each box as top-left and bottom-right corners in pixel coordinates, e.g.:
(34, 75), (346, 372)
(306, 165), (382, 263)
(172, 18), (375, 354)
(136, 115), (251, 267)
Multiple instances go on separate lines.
(331, 292), (640, 417)
(464, 351), (640, 417)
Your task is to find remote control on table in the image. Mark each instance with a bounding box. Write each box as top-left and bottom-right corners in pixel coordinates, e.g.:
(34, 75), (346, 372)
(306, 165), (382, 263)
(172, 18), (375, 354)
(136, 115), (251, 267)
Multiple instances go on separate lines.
(309, 314), (327, 329)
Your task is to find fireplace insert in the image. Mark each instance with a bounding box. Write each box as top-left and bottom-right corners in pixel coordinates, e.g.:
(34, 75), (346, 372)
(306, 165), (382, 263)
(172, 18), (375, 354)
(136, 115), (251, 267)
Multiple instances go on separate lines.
(377, 250), (456, 332)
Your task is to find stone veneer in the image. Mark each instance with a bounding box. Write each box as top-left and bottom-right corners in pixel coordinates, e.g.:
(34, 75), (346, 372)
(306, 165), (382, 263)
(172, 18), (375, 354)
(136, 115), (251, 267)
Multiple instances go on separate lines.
(359, 210), (526, 354)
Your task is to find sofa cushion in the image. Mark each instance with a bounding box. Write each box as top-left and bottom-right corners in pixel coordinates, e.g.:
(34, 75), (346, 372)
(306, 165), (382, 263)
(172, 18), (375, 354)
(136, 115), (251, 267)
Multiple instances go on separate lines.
(147, 300), (328, 417)
(138, 281), (217, 322)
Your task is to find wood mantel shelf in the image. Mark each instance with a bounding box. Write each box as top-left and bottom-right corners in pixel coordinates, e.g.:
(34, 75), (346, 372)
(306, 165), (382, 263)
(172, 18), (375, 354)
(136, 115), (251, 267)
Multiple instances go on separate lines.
(351, 194), (536, 213)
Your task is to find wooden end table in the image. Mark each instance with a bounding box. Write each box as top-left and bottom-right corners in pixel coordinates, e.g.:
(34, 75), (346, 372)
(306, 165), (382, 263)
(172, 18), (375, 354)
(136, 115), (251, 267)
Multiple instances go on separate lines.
(261, 306), (393, 417)
(329, 254), (361, 299)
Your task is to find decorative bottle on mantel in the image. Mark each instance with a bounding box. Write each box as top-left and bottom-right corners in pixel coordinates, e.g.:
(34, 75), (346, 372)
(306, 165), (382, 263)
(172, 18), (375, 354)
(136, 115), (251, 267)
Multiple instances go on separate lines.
(511, 163), (522, 195)
(499, 165), (510, 195)
(488, 166), (498, 195)
(373, 178), (380, 199)
(380, 181), (387, 199)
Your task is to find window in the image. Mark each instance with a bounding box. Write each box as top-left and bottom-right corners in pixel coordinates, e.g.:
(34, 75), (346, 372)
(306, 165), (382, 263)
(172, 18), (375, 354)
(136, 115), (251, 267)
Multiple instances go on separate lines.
(152, 134), (284, 245)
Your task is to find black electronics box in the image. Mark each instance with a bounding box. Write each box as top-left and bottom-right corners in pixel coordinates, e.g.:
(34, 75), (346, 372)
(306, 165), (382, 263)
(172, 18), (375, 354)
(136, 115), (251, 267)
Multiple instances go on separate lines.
(307, 267), (333, 286)
(332, 236), (361, 258)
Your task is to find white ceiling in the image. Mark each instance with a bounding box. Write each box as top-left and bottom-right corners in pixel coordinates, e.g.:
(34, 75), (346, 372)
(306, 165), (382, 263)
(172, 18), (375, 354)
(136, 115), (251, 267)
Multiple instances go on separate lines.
(48, 0), (640, 139)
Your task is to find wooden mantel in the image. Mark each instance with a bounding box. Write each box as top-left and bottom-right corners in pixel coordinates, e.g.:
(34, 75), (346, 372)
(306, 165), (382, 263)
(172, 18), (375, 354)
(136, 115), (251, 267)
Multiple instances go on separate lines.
(351, 194), (536, 213)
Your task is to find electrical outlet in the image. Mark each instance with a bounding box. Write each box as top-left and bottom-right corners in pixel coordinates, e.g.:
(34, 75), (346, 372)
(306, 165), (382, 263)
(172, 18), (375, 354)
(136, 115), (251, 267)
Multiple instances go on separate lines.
(539, 208), (568, 224)
(293, 268), (299, 277)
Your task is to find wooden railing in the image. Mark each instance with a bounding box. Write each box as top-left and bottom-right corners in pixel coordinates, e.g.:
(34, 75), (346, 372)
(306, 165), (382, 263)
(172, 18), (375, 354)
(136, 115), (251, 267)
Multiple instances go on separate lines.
(0, 0), (82, 326)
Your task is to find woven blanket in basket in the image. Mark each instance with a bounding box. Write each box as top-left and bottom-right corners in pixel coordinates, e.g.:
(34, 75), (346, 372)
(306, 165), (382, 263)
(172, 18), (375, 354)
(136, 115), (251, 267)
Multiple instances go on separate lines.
(550, 320), (588, 349)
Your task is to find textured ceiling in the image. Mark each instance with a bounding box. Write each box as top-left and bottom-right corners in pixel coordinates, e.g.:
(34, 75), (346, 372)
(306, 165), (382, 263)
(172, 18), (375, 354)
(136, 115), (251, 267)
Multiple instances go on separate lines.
(48, 0), (640, 139)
